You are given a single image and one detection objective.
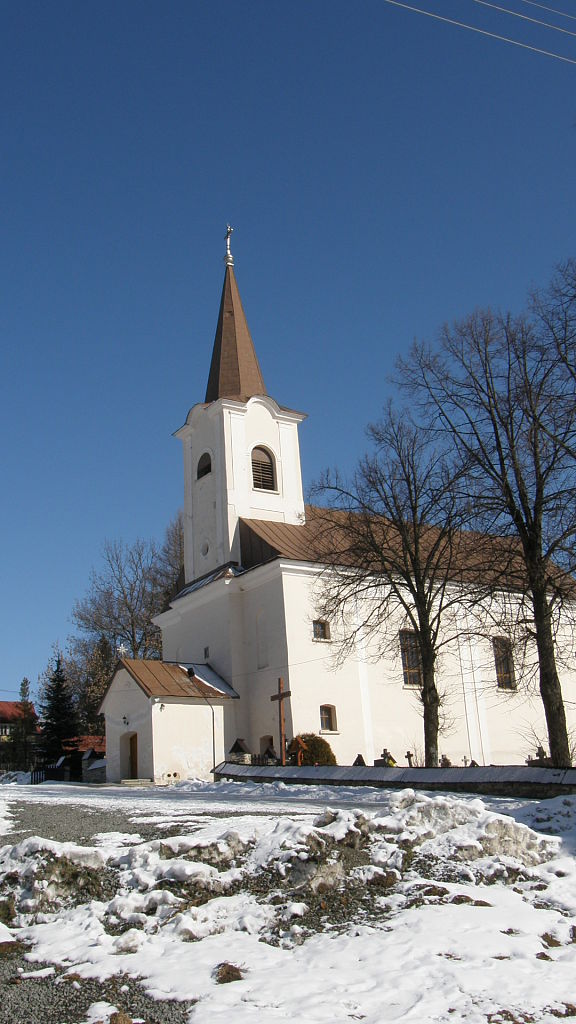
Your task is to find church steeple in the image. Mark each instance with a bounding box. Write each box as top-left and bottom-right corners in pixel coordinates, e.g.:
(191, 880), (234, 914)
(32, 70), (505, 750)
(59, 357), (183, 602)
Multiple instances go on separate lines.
(204, 226), (267, 403)
(177, 228), (305, 584)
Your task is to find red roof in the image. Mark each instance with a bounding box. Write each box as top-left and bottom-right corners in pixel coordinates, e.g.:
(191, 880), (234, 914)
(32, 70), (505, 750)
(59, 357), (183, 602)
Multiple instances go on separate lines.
(0, 701), (37, 723)
(62, 735), (106, 754)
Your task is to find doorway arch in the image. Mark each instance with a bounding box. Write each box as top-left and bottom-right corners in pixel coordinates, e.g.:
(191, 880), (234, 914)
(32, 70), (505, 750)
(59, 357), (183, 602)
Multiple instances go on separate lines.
(120, 732), (138, 779)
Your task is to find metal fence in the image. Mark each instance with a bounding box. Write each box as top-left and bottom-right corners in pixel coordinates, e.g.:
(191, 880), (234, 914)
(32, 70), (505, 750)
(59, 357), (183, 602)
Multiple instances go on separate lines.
(30, 765), (69, 785)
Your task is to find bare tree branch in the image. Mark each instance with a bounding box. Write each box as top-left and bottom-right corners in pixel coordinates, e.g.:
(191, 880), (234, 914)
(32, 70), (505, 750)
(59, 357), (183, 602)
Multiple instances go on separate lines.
(72, 538), (164, 660)
(313, 405), (473, 767)
(400, 296), (576, 767)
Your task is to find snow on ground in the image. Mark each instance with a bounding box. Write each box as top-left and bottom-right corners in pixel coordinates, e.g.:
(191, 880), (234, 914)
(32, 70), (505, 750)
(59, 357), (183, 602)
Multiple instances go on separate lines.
(1, 780), (576, 1023)
(0, 796), (14, 837)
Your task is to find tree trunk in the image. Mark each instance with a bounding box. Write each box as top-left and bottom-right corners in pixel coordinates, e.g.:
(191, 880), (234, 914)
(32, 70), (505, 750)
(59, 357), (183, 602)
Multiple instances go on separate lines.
(531, 583), (571, 767)
(421, 650), (440, 768)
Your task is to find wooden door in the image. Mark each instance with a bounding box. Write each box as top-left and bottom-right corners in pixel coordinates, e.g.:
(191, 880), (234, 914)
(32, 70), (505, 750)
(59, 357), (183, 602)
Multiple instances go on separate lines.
(129, 733), (138, 779)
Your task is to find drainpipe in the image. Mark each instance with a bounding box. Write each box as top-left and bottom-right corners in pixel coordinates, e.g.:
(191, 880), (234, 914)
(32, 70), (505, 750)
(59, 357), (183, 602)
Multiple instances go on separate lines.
(202, 691), (216, 774)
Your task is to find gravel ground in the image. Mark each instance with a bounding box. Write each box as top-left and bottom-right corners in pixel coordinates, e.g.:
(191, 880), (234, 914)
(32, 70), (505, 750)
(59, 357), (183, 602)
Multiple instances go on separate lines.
(0, 797), (202, 1024)
(3, 799), (178, 846)
(0, 946), (192, 1024)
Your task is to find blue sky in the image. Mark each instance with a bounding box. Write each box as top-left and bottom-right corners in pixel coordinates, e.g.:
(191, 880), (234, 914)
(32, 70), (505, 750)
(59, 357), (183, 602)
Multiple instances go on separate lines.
(1, 0), (575, 701)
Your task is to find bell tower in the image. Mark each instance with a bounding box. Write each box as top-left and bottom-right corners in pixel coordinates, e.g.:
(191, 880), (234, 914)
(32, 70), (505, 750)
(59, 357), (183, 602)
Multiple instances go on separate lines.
(176, 228), (306, 584)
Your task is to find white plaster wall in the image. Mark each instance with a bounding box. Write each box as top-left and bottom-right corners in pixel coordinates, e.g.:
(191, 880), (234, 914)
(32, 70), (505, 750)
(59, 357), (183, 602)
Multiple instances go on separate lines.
(468, 632), (572, 766)
(151, 698), (226, 782)
(224, 398), (305, 565)
(277, 567), (576, 768)
(100, 670), (154, 782)
(158, 551), (576, 770)
(377, 634), (470, 767)
(160, 581), (235, 682)
(159, 563), (290, 760)
(178, 403), (228, 581)
(280, 566), (395, 765)
(227, 565), (291, 756)
(176, 396), (305, 582)
(452, 596), (576, 765)
(280, 567), (357, 763)
(230, 397), (305, 521)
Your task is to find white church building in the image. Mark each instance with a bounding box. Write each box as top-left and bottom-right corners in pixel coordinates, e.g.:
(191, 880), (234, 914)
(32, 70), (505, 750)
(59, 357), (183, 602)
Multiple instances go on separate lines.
(100, 232), (576, 783)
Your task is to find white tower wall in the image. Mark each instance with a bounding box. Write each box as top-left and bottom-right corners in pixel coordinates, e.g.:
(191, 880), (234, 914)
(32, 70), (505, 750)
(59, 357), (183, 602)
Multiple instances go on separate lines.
(176, 394), (306, 582)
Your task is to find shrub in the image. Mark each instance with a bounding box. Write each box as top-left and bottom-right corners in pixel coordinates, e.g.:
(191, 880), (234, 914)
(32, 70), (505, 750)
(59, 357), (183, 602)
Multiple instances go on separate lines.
(296, 733), (337, 766)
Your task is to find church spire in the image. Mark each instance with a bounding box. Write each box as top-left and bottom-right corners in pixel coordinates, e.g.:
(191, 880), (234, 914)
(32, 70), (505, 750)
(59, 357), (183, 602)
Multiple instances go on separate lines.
(204, 226), (267, 403)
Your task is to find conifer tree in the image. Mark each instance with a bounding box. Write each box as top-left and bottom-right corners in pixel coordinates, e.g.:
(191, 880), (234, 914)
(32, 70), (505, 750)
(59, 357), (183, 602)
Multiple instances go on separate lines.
(39, 655), (79, 763)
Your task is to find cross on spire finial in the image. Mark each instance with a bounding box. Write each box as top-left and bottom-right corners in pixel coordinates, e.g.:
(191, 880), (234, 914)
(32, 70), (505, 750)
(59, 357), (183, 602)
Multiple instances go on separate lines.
(224, 224), (234, 267)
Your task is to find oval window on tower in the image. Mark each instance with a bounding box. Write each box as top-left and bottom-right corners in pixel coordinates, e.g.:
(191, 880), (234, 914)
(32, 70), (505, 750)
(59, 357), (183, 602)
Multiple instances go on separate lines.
(251, 447), (276, 491)
(197, 452), (212, 479)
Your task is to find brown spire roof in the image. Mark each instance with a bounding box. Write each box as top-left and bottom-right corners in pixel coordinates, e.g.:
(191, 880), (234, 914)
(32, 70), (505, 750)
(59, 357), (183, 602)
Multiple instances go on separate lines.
(204, 264), (267, 403)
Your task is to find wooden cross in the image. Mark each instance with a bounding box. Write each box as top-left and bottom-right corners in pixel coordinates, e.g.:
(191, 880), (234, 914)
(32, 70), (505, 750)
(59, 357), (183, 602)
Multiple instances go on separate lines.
(270, 677), (291, 766)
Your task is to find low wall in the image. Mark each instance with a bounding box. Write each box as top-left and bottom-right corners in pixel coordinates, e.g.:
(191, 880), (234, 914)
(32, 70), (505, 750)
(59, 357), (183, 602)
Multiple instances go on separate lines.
(214, 761), (576, 799)
(82, 758), (107, 784)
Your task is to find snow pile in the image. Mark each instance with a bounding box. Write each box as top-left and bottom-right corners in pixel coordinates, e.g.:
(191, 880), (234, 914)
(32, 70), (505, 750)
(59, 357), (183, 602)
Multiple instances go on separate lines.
(0, 785), (576, 1023)
(0, 771), (31, 786)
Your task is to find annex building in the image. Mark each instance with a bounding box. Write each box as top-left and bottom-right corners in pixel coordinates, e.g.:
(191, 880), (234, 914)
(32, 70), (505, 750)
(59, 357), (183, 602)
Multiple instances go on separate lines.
(100, 232), (576, 782)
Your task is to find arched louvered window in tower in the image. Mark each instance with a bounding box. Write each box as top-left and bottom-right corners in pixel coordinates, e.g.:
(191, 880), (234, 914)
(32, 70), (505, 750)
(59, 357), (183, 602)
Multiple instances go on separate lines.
(197, 452), (212, 479)
(251, 447), (276, 491)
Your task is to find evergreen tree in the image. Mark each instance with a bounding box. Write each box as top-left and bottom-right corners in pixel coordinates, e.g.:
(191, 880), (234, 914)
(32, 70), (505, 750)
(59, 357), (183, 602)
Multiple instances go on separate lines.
(39, 655), (79, 763)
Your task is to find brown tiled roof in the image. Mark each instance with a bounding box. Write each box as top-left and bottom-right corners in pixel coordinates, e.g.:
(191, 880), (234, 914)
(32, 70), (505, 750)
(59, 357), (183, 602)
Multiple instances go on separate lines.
(239, 506), (564, 593)
(120, 659), (237, 700)
(204, 265), (266, 402)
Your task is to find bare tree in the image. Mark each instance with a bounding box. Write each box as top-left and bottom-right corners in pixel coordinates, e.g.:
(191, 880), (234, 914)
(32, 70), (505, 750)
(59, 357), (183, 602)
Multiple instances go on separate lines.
(402, 304), (576, 767)
(65, 517), (184, 726)
(65, 634), (116, 733)
(315, 406), (469, 767)
(72, 538), (163, 660)
(153, 510), (185, 608)
(531, 260), (576, 468)
(532, 259), (576, 390)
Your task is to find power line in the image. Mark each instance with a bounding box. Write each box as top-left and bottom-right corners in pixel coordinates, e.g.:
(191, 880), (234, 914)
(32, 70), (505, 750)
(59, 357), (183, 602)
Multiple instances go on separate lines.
(381, 0), (576, 64)
(519, 0), (576, 22)
(471, 0), (576, 38)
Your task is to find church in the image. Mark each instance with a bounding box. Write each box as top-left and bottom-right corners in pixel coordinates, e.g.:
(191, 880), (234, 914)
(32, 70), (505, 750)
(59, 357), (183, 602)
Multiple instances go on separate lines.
(100, 230), (575, 783)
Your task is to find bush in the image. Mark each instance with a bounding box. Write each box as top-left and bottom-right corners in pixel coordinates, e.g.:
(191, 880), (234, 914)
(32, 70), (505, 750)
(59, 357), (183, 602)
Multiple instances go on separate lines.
(296, 733), (337, 766)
